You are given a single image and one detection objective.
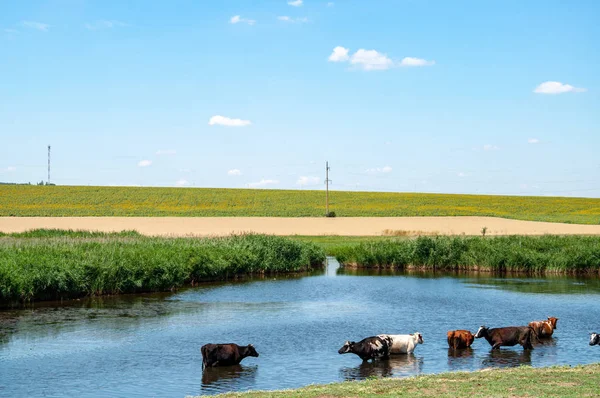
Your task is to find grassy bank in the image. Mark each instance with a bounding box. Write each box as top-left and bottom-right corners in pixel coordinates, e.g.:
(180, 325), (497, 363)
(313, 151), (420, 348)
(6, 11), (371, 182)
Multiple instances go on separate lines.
(2, 185), (600, 224)
(0, 230), (325, 305)
(203, 364), (600, 398)
(330, 235), (600, 273)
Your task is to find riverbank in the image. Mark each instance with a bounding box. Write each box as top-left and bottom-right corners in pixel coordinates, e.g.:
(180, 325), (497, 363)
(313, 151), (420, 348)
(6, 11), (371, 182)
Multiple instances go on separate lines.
(0, 231), (325, 306)
(330, 235), (600, 274)
(3, 216), (600, 236)
(3, 231), (600, 306)
(2, 185), (600, 224)
(202, 364), (600, 397)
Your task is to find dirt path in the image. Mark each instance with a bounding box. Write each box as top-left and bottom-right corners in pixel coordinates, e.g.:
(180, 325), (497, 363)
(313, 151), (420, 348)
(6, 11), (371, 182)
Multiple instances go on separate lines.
(1, 216), (600, 236)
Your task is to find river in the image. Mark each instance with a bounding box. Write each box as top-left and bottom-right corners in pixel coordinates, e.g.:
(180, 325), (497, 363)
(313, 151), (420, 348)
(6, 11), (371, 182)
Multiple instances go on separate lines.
(1, 258), (599, 397)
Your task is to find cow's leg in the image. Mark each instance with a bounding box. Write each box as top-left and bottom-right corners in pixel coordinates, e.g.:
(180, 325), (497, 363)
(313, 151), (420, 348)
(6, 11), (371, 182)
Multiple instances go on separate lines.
(492, 341), (502, 350)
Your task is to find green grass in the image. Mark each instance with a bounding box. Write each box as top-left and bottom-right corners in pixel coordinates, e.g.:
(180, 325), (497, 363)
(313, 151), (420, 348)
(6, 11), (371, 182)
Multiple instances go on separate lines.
(2, 185), (600, 224)
(202, 364), (600, 398)
(0, 230), (325, 305)
(329, 235), (600, 274)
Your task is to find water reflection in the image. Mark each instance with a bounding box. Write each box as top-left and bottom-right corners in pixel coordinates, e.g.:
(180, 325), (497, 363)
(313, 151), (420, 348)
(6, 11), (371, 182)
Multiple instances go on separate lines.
(340, 355), (423, 380)
(447, 347), (474, 359)
(201, 365), (258, 393)
(482, 349), (532, 368)
(338, 268), (600, 295)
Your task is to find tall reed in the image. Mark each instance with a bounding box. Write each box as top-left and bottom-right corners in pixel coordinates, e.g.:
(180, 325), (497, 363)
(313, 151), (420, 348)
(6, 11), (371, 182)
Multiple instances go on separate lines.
(0, 231), (325, 305)
(331, 235), (600, 274)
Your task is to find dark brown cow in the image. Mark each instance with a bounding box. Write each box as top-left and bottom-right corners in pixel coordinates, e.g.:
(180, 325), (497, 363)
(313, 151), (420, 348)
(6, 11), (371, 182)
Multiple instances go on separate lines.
(201, 343), (259, 368)
(528, 317), (558, 338)
(338, 336), (391, 362)
(447, 330), (475, 349)
(474, 326), (534, 350)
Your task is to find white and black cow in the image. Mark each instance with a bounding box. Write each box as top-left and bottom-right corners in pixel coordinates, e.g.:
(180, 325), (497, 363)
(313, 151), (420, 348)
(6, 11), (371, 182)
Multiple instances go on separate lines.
(201, 343), (259, 368)
(377, 333), (424, 354)
(338, 336), (391, 362)
(590, 333), (600, 346)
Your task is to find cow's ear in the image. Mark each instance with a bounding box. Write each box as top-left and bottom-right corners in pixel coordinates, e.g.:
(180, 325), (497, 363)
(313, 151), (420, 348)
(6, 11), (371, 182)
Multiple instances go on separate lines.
(248, 344), (254, 347)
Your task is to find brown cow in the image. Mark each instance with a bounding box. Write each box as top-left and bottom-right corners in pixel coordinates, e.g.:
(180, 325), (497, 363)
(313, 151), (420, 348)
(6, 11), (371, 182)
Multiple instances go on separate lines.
(447, 330), (475, 349)
(474, 325), (534, 350)
(528, 317), (558, 338)
(201, 343), (259, 368)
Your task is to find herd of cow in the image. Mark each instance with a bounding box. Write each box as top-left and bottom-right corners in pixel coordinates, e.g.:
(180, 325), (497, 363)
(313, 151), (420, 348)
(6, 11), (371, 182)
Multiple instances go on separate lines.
(201, 316), (599, 368)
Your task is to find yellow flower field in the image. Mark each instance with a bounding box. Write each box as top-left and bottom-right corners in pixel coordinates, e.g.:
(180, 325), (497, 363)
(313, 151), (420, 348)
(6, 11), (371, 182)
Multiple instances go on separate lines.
(1, 185), (599, 224)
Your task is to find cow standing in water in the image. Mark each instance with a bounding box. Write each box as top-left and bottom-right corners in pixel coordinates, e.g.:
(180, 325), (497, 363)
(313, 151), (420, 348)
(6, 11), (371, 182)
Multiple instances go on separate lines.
(590, 333), (600, 346)
(377, 333), (424, 354)
(338, 336), (391, 362)
(528, 317), (559, 338)
(474, 326), (534, 350)
(201, 343), (259, 368)
(447, 330), (475, 349)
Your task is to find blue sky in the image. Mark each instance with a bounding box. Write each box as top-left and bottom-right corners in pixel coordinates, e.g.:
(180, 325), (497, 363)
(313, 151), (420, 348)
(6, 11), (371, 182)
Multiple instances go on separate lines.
(1, 0), (599, 196)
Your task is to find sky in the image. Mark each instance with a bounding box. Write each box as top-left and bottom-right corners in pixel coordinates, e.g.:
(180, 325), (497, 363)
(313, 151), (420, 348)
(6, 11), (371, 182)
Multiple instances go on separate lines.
(1, 0), (599, 197)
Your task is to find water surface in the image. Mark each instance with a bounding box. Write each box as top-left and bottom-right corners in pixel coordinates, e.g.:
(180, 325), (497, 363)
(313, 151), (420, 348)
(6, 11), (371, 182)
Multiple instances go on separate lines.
(1, 259), (599, 397)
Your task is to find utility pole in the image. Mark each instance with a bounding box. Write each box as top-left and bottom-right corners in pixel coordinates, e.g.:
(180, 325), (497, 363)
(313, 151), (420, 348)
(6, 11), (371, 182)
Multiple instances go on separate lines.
(47, 145), (51, 184)
(325, 161), (331, 215)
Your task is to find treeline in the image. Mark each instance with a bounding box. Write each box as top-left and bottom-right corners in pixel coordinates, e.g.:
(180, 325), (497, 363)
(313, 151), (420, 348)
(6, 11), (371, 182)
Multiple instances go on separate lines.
(0, 230), (325, 306)
(331, 235), (600, 274)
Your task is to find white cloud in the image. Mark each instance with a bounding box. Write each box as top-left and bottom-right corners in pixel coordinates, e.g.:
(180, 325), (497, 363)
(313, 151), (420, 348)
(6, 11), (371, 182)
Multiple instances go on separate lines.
(85, 20), (128, 30)
(528, 138), (540, 144)
(209, 115), (252, 127)
(156, 149), (176, 155)
(1, 166), (16, 172)
(4, 29), (18, 34)
(138, 160), (152, 167)
(327, 2), (334, 6)
(228, 169), (242, 176)
(175, 179), (190, 187)
(297, 176), (320, 186)
(248, 179), (279, 188)
(483, 144), (499, 151)
(328, 46), (350, 62)
(351, 49), (394, 71)
(278, 16), (308, 23)
(288, 0), (303, 6)
(400, 57), (435, 67)
(329, 47), (435, 71)
(366, 166), (392, 173)
(179, 168), (192, 173)
(230, 15), (256, 25)
(457, 172), (467, 178)
(22, 21), (50, 31)
(534, 81), (587, 94)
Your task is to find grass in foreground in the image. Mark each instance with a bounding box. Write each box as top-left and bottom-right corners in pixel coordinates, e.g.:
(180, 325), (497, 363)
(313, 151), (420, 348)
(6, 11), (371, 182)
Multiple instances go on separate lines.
(0, 230), (325, 305)
(202, 364), (600, 398)
(2, 185), (600, 224)
(329, 235), (600, 273)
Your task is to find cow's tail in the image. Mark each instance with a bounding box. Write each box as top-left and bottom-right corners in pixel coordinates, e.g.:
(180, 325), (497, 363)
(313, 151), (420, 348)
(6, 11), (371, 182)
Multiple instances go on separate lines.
(201, 346), (208, 369)
(528, 326), (540, 346)
(529, 326), (544, 344)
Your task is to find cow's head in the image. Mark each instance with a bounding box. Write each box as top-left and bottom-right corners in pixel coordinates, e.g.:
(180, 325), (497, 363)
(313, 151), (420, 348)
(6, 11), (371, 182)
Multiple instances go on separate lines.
(411, 333), (424, 344)
(338, 341), (354, 354)
(590, 333), (600, 346)
(474, 326), (489, 339)
(547, 317), (559, 330)
(246, 344), (259, 357)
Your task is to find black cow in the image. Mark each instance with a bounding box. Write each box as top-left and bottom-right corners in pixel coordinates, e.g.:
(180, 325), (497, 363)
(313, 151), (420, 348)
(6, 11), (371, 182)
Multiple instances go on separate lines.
(201, 343), (259, 368)
(474, 325), (534, 350)
(338, 336), (391, 362)
(590, 333), (600, 346)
